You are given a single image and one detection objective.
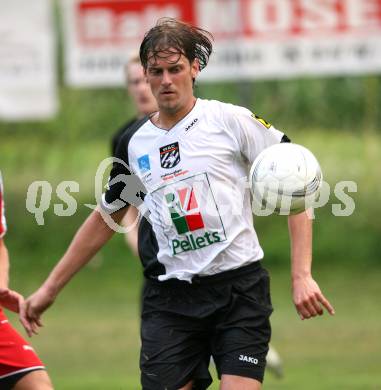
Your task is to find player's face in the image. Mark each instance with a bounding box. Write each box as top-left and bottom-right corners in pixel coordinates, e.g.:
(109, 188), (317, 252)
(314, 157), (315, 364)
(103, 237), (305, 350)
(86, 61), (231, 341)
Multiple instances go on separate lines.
(145, 50), (199, 116)
(126, 62), (158, 116)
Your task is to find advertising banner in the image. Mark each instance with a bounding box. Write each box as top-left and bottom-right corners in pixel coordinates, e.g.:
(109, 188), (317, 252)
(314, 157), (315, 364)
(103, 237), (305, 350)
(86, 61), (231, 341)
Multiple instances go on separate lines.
(61, 0), (381, 86)
(0, 0), (57, 120)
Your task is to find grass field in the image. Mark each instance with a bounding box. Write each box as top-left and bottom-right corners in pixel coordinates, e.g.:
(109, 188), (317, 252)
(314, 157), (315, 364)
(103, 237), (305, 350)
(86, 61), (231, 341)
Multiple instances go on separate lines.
(8, 255), (381, 389)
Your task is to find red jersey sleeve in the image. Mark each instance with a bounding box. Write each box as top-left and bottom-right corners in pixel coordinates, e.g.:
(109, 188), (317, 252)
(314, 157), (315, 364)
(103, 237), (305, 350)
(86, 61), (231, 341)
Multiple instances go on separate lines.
(0, 173), (7, 238)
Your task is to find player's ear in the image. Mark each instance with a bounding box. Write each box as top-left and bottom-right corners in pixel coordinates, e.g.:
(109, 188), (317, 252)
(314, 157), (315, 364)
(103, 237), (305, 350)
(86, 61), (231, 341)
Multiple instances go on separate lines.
(191, 58), (200, 79)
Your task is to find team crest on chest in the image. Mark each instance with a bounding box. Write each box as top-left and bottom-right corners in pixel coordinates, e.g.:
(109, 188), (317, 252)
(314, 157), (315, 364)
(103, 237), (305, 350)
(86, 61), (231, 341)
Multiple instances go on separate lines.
(159, 142), (181, 169)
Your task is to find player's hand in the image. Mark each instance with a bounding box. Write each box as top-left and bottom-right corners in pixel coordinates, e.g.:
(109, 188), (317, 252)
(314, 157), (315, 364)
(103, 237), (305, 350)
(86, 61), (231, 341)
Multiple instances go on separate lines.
(292, 275), (335, 320)
(0, 288), (24, 313)
(19, 286), (55, 337)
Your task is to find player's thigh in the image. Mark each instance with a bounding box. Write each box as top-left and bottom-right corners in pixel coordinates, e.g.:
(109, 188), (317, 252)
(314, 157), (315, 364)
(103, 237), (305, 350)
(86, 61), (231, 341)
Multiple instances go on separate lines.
(140, 311), (210, 389)
(13, 369), (53, 390)
(220, 374), (261, 390)
(179, 380), (194, 390)
(141, 284), (212, 389)
(213, 267), (273, 384)
(0, 315), (51, 390)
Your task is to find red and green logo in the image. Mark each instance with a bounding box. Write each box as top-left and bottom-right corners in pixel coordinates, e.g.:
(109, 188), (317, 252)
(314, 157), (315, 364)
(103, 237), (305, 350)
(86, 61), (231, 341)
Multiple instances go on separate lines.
(165, 187), (204, 235)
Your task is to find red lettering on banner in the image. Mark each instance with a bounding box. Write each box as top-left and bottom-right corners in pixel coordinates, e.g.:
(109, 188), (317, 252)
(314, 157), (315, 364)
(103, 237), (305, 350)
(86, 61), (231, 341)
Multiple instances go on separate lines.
(298, 0), (340, 31)
(77, 0), (195, 45)
(199, 0), (381, 38)
(74, 0), (381, 44)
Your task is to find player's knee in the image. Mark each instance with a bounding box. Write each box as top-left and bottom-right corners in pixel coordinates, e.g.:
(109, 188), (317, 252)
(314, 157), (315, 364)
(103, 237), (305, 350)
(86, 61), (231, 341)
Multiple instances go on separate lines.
(220, 374), (262, 390)
(178, 380), (193, 390)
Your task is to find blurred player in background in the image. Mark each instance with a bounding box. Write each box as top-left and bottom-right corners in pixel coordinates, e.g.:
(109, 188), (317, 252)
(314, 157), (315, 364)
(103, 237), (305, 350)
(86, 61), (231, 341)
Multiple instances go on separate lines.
(0, 172), (53, 389)
(111, 54), (158, 255)
(116, 54), (284, 378)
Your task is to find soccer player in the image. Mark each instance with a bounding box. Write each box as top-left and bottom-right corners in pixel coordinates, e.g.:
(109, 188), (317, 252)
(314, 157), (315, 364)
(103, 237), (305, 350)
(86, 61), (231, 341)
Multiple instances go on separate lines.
(112, 54), (159, 156)
(20, 18), (334, 390)
(115, 54), (284, 379)
(0, 172), (53, 389)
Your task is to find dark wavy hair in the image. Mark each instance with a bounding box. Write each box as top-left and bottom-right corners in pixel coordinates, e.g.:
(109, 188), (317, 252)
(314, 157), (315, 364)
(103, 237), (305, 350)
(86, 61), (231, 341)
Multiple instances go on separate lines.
(140, 18), (213, 71)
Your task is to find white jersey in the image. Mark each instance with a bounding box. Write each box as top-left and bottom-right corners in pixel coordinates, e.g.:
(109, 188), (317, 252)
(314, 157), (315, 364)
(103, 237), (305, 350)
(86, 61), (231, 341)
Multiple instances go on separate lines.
(103, 99), (286, 282)
(0, 172), (7, 238)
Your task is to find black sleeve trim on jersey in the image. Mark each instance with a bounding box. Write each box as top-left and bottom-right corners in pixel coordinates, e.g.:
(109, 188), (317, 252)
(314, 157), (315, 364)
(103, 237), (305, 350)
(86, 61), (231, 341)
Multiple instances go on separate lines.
(102, 116), (150, 214)
(138, 217), (165, 279)
(281, 134), (291, 143)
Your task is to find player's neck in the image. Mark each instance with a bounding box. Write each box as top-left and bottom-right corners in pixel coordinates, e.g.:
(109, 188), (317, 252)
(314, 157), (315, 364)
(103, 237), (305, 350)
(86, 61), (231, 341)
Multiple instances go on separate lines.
(154, 97), (197, 130)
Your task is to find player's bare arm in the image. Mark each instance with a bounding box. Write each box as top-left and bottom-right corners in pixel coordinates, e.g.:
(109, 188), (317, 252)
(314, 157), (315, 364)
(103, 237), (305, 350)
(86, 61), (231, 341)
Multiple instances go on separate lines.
(122, 206), (139, 256)
(288, 210), (335, 320)
(0, 287), (24, 313)
(0, 239), (24, 313)
(20, 207), (128, 336)
(0, 238), (9, 289)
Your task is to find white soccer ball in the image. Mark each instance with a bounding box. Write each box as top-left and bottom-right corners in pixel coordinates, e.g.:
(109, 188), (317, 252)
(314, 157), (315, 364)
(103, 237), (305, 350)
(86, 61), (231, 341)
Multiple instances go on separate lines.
(249, 143), (323, 215)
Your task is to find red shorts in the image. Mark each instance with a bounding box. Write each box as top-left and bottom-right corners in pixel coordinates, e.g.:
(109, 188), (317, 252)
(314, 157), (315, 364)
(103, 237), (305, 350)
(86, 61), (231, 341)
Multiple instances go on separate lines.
(0, 309), (45, 381)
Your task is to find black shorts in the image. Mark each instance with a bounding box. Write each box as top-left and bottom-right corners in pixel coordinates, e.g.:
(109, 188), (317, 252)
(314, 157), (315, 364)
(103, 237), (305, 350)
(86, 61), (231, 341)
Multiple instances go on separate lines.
(0, 369), (44, 390)
(140, 261), (273, 390)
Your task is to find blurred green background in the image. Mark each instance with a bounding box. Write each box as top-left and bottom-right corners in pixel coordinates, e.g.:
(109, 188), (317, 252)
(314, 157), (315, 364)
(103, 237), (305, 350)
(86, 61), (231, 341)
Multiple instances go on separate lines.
(1, 25), (381, 387)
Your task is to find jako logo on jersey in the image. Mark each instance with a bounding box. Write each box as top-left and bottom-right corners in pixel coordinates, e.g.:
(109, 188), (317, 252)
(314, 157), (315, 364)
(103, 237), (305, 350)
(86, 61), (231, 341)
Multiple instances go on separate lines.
(165, 186), (222, 255)
(160, 142), (180, 169)
(239, 355), (259, 365)
(185, 118), (198, 132)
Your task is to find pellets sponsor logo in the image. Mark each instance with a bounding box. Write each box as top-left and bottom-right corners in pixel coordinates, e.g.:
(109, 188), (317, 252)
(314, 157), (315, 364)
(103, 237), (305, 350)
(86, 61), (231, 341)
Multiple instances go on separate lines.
(165, 185), (222, 255)
(166, 186), (204, 234)
(172, 231), (222, 255)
